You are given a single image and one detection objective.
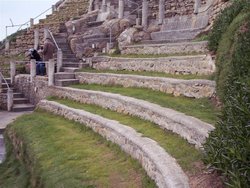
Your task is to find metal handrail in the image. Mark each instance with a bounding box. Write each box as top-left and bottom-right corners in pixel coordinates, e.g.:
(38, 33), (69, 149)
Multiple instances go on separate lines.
(0, 71), (10, 90)
(47, 29), (60, 50)
(5, 6), (52, 40)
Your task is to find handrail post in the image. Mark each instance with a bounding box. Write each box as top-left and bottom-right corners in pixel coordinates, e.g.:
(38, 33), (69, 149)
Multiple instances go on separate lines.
(30, 59), (36, 82)
(7, 88), (13, 111)
(194, 0), (201, 14)
(48, 59), (55, 86)
(34, 29), (39, 50)
(5, 39), (10, 54)
(10, 61), (16, 85)
(30, 18), (34, 27)
(57, 48), (63, 72)
(0, 76), (2, 93)
(52, 5), (56, 13)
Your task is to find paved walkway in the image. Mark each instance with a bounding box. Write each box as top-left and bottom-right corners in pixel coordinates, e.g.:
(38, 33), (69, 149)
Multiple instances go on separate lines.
(0, 111), (31, 163)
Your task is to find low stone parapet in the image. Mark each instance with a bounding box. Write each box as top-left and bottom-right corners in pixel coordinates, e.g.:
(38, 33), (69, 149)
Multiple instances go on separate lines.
(38, 100), (189, 188)
(75, 72), (216, 98)
(93, 54), (215, 75)
(14, 75), (215, 148)
(121, 41), (209, 55)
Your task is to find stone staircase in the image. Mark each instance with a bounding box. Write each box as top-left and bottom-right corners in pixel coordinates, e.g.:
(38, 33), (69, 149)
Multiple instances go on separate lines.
(53, 31), (89, 87)
(1, 79), (35, 112)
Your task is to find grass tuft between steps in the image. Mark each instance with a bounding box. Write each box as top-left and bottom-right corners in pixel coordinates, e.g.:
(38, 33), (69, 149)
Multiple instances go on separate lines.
(78, 67), (215, 80)
(48, 97), (203, 174)
(0, 111), (155, 188)
(70, 84), (220, 125)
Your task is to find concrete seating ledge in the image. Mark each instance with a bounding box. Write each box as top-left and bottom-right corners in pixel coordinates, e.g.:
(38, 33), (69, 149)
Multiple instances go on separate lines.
(38, 100), (189, 188)
(51, 87), (215, 148)
(121, 41), (209, 55)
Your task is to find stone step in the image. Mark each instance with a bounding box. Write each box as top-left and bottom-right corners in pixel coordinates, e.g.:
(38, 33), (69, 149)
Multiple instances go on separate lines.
(63, 54), (76, 58)
(75, 72), (215, 98)
(55, 72), (76, 80)
(151, 28), (202, 41)
(63, 58), (78, 62)
(13, 98), (29, 104)
(92, 54), (215, 75)
(63, 63), (80, 68)
(55, 38), (68, 43)
(1, 83), (13, 88)
(50, 87), (215, 148)
(12, 104), (35, 112)
(54, 33), (68, 38)
(121, 41), (209, 55)
(1, 88), (18, 93)
(62, 67), (79, 73)
(140, 38), (191, 45)
(13, 92), (24, 98)
(55, 79), (79, 87)
(38, 100), (189, 188)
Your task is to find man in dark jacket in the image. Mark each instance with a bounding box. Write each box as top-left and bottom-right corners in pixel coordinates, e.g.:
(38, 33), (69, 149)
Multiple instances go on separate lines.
(27, 48), (45, 75)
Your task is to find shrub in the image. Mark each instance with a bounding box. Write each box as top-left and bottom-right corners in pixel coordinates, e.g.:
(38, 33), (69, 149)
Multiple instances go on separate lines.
(204, 14), (250, 188)
(208, 0), (248, 52)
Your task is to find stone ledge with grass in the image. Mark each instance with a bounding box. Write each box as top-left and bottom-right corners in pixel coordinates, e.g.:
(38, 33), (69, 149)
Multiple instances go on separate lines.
(92, 54), (215, 75)
(38, 99), (189, 188)
(75, 72), (216, 98)
(121, 41), (209, 55)
(50, 87), (215, 148)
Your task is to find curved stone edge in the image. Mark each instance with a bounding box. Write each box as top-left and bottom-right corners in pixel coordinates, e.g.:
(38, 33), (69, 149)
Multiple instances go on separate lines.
(121, 41), (209, 55)
(38, 100), (190, 188)
(92, 54), (215, 76)
(75, 72), (216, 98)
(52, 87), (215, 148)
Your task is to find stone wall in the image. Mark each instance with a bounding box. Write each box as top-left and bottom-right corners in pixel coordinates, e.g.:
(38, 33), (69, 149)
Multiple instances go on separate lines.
(14, 75), (214, 148)
(0, 94), (7, 110)
(121, 41), (208, 55)
(75, 72), (216, 98)
(92, 54), (214, 75)
(8, 0), (89, 55)
(38, 100), (189, 188)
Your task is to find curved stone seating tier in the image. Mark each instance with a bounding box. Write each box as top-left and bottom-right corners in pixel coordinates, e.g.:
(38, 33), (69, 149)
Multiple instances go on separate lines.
(75, 72), (216, 98)
(92, 54), (215, 75)
(121, 41), (209, 55)
(38, 100), (189, 188)
(50, 87), (214, 148)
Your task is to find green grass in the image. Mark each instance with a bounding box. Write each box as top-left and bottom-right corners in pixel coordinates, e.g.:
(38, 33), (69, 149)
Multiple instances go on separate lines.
(49, 97), (202, 174)
(0, 136), (31, 188)
(102, 51), (206, 58)
(78, 67), (214, 80)
(70, 84), (219, 125)
(0, 111), (155, 188)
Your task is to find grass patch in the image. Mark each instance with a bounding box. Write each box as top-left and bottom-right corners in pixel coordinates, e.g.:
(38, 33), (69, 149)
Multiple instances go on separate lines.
(71, 84), (219, 125)
(0, 136), (30, 188)
(78, 67), (214, 80)
(49, 97), (202, 173)
(103, 51), (206, 58)
(1, 111), (155, 187)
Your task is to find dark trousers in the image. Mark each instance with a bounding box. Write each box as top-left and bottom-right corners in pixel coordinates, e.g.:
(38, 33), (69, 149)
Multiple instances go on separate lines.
(36, 62), (46, 75)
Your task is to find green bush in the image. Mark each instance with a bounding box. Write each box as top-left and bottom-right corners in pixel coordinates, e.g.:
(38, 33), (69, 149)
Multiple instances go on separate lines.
(208, 0), (248, 52)
(204, 14), (250, 188)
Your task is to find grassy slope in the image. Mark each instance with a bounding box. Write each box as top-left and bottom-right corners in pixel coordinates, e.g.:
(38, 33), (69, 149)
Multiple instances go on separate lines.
(0, 111), (155, 188)
(71, 84), (219, 125)
(49, 97), (202, 174)
(78, 68), (214, 80)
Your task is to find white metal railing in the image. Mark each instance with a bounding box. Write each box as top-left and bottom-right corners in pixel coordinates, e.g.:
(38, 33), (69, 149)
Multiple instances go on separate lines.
(0, 70), (13, 111)
(46, 29), (63, 72)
